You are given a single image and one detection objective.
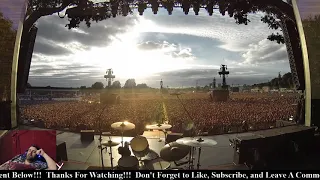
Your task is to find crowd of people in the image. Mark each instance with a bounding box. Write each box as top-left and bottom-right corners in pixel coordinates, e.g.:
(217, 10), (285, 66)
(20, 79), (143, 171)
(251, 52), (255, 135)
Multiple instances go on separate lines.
(20, 92), (299, 135)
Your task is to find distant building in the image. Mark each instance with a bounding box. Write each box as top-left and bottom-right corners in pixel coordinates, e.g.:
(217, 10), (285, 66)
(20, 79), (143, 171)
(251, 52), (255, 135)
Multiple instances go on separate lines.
(231, 87), (240, 92)
(251, 88), (260, 93)
(262, 86), (270, 93)
(18, 87), (81, 101)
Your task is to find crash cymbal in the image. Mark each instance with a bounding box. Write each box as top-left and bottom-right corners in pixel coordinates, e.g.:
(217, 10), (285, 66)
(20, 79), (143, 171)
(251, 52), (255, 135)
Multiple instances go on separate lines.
(160, 142), (190, 162)
(101, 140), (120, 147)
(111, 121), (135, 131)
(146, 124), (172, 130)
(176, 137), (217, 147)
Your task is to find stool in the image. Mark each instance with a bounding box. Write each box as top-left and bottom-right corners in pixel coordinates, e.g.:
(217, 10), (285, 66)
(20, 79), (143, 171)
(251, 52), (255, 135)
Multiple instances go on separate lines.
(56, 141), (68, 162)
(81, 130), (95, 142)
(166, 133), (183, 144)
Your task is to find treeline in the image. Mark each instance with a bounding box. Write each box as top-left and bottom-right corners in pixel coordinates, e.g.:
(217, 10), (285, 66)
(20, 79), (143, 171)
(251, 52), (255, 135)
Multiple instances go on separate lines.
(252, 72), (294, 89)
(82, 78), (152, 90)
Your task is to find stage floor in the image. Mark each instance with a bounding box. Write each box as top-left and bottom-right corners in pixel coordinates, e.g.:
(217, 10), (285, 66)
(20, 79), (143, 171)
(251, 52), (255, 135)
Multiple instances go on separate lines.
(19, 125), (257, 170)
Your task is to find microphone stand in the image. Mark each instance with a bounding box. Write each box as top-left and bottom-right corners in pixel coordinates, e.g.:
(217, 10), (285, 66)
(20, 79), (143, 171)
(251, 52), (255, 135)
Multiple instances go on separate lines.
(174, 94), (197, 169)
(97, 103), (109, 170)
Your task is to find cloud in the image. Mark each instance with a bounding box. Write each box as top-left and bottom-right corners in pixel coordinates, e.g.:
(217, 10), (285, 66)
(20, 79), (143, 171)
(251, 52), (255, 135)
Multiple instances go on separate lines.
(137, 40), (194, 58)
(27, 8), (292, 88)
(33, 39), (73, 56)
(148, 66), (288, 87)
(141, 9), (284, 53)
(35, 13), (139, 49)
(241, 39), (288, 64)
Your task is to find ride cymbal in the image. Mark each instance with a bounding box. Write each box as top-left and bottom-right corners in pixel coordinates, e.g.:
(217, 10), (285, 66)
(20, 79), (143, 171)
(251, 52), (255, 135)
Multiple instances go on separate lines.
(160, 142), (190, 162)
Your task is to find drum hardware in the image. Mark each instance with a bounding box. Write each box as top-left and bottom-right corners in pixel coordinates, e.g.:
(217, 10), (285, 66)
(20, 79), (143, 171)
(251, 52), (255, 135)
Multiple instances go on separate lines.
(96, 104), (111, 170)
(111, 121), (135, 146)
(98, 137), (119, 170)
(176, 137), (217, 170)
(102, 139), (120, 170)
(118, 156), (139, 170)
(146, 124), (172, 142)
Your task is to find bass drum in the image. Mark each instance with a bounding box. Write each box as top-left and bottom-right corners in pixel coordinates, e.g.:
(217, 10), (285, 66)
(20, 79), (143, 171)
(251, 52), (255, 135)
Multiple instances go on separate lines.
(144, 158), (171, 170)
(117, 156), (139, 170)
(130, 136), (149, 158)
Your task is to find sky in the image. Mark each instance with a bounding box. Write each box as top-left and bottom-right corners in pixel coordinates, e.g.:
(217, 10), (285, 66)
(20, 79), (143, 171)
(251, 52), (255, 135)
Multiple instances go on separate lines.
(1, 1), (318, 88)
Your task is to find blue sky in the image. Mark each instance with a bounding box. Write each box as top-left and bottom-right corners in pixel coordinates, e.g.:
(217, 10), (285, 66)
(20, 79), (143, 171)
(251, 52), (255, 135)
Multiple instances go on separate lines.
(1, 1), (319, 88)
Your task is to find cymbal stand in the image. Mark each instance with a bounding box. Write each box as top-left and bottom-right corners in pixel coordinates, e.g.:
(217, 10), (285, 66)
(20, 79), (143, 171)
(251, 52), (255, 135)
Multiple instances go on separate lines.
(98, 132), (105, 170)
(196, 147), (202, 170)
(158, 130), (162, 142)
(120, 123), (125, 147)
(157, 124), (162, 142)
(188, 147), (195, 170)
(96, 103), (109, 170)
(107, 137), (114, 169)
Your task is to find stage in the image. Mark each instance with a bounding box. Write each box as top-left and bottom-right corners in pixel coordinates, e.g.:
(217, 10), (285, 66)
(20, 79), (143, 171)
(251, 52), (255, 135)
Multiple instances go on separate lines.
(18, 126), (254, 170)
(17, 121), (306, 170)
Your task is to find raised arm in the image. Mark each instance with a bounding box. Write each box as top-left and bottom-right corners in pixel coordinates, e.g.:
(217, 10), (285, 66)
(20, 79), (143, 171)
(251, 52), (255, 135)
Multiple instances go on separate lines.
(37, 149), (57, 170)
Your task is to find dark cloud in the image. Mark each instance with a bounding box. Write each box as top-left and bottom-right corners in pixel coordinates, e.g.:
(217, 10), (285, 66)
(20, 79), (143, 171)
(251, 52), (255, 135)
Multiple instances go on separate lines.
(33, 41), (73, 55)
(155, 66), (287, 84)
(30, 63), (100, 75)
(35, 14), (138, 48)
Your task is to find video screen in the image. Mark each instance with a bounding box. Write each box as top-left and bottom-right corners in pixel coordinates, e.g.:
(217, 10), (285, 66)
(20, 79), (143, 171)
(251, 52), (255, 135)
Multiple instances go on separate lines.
(0, 130), (57, 170)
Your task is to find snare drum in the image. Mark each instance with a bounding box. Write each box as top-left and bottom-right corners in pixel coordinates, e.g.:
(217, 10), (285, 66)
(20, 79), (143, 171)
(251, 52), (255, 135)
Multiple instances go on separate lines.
(118, 156), (139, 170)
(130, 136), (149, 157)
(145, 158), (171, 170)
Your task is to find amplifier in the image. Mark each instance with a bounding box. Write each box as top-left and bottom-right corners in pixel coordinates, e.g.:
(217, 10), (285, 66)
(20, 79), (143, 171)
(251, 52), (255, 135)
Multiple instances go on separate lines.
(56, 141), (68, 162)
(166, 133), (183, 144)
(231, 126), (315, 168)
(80, 130), (95, 142)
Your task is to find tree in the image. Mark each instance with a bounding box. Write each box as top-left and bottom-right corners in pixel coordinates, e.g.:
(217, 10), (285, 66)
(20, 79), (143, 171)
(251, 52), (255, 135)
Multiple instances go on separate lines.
(91, 82), (104, 89)
(0, 12), (17, 100)
(124, 79), (136, 88)
(136, 83), (148, 89)
(80, 86), (86, 89)
(22, 0), (295, 46)
(110, 80), (121, 89)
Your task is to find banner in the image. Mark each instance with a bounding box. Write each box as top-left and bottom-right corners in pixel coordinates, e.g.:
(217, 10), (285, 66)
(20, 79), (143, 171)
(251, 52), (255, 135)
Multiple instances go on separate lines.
(1, 171), (320, 179)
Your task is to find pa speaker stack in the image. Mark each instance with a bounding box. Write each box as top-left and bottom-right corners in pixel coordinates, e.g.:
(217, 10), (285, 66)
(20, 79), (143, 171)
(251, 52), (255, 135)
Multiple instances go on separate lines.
(231, 126), (315, 168)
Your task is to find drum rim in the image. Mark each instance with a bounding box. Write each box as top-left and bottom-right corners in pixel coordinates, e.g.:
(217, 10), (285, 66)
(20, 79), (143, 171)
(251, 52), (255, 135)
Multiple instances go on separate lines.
(131, 136), (149, 151)
(118, 156), (139, 167)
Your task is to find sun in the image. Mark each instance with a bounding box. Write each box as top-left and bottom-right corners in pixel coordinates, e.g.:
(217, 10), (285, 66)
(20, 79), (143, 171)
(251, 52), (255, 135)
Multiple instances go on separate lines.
(72, 15), (191, 80)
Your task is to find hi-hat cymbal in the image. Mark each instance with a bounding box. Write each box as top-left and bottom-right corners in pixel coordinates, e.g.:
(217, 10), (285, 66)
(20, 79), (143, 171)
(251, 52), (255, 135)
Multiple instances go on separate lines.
(146, 124), (172, 130)
(160, 142), (190, 162)
(176, 137), (217, 147)
(111, 121), (135, 131)
(101, 140), (120, 147)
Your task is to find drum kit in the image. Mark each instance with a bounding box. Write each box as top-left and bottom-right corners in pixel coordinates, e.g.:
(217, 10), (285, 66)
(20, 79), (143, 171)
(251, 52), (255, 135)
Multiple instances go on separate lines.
(97, 120), (218, 170)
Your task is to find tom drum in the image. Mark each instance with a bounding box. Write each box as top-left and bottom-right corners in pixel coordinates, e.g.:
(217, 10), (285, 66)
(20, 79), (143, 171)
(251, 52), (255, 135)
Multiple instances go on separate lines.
(130, 136), (149, 157)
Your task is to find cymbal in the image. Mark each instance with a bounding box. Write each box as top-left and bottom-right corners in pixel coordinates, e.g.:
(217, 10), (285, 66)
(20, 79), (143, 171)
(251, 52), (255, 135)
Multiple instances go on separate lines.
(176, 137), (217, 147)
(160, 142), (190, 162)
(101, 140), (120, 147)
(146, 124), (172, 130)
(111, 121), (135, 131)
